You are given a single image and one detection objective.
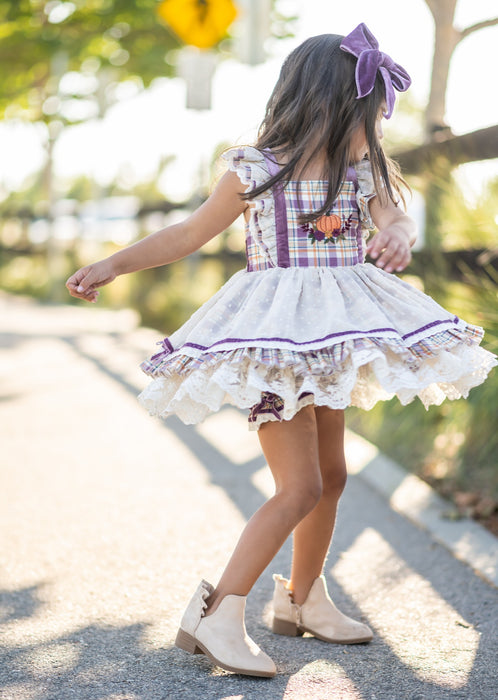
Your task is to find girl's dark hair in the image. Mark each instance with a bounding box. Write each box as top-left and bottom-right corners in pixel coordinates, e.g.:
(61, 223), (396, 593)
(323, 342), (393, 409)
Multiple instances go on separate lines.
(244, 34), (408, 222)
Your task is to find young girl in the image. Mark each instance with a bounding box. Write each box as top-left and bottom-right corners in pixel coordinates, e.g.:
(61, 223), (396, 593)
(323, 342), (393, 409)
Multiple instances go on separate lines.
(67, 24), (496, 678)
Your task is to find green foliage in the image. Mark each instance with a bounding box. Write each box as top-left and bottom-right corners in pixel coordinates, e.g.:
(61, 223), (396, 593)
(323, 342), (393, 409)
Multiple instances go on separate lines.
(348, 176), (498, 505)
(348, 266), (498, 501)
(439, 174), (498, 250)
(0, 252), (51, 295)
(348, 159), (498, 506)
(0, 0), (295, 122)
(0, 0), (181, 120)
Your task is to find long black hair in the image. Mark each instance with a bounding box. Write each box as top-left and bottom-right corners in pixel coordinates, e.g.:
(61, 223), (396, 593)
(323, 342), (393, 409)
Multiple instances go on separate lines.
(243, 34), (408, 222)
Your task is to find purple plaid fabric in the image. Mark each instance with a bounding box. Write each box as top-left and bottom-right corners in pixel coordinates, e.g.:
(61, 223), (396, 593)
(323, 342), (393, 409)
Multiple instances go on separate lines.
(245, 176), (366, 271)
(285, 180), (364, 267)
(245, 210), (274, 271)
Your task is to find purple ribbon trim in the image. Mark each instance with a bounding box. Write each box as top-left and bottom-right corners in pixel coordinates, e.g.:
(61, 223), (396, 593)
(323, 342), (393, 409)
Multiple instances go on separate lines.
(168, 318), (459, 355)
(403, 316), (460, 340)
(150, 337), (174, 361)
(263, 150), (290, 268)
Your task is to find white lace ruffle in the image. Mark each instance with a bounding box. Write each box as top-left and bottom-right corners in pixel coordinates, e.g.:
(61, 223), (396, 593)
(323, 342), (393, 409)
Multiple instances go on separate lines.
(138, 340), (496, 430)
(138, 260), (497, 429)
(223, 146), (278, 265)
(354, 158), (377, 231)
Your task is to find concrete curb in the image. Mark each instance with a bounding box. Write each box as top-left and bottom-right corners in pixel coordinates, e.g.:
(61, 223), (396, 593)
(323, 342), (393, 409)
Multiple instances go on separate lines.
(345, 429), (498, 588)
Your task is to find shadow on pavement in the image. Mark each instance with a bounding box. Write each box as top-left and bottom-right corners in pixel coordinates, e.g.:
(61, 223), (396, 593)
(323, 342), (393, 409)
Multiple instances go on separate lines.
(1, 323), (497, 699)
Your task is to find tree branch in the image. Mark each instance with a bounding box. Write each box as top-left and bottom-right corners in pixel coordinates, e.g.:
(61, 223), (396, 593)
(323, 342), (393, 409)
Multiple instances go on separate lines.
(459, 17), (498, 41)
(424, 0), (438, 21)
(393, 125), (498, 175)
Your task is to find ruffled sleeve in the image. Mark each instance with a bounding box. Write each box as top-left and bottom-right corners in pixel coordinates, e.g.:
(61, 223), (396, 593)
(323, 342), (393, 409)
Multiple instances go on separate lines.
(354, 158), (377, 231)
(222, 146), (278, 265)
(222, 146), (273, 213)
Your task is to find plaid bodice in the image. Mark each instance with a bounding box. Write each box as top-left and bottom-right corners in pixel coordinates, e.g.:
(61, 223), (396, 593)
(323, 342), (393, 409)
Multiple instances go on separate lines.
(224, 147), (377, 272)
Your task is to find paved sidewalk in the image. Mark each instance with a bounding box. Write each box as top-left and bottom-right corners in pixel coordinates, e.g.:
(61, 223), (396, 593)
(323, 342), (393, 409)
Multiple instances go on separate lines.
(0, 292), (497, 700)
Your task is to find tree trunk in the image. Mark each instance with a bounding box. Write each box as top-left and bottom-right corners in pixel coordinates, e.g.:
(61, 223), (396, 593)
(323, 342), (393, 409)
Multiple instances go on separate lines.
(422, 1), (498, 249)
(394, 125), (498, 174)
(424, 0), (459, 140)
(423, 1), (459, 250)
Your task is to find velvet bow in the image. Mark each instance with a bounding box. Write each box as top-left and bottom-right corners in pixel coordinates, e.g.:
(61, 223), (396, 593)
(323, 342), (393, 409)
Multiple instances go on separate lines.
(340, 23), (411, 118)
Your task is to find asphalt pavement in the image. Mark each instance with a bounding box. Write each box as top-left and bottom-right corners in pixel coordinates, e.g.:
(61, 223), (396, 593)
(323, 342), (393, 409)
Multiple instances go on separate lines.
(0, 291), (497, 700)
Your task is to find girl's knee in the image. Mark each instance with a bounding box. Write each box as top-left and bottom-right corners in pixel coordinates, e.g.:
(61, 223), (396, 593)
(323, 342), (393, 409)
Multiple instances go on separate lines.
(303, 479), (323, 510)
(321, 458), (347, 497)
(279, 477), (323, 518)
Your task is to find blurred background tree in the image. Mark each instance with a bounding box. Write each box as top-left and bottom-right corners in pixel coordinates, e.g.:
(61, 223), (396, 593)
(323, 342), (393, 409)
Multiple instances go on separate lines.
(348, 2), (498, 530)
(0, 0), (184, 122)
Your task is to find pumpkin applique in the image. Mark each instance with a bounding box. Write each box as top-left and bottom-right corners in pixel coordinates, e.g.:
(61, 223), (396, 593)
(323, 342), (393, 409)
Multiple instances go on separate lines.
(302, 212), (354, 245)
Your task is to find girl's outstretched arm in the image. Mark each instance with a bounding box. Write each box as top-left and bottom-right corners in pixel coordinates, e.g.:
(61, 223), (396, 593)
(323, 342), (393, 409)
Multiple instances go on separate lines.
(66, 170), (247, 302)
(366, 197), (417, 273)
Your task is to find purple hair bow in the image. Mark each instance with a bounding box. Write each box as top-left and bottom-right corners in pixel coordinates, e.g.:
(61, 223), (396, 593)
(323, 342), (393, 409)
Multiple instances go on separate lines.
(340, 23), (411, 118)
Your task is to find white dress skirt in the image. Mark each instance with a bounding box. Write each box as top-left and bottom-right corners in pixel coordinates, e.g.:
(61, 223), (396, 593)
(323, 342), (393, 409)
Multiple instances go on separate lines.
(138, 147), (497, 430)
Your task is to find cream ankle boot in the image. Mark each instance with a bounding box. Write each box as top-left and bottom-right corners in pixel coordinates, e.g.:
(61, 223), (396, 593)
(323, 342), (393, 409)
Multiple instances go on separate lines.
(175, 580), (276, 677)
(272, 574), (373, 644)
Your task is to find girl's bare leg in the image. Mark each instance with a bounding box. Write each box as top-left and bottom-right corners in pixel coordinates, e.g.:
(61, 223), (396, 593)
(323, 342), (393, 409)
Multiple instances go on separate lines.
(205, 405), (322, 615)
(288, 407), (347, 605)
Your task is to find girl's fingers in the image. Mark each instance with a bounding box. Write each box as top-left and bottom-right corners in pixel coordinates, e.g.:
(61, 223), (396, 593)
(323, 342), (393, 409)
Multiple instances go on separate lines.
(384, 245), (404, 272)
(376, 249), (396, 270)
(375, 243), (410, 272)
(66, 267), (97, 300)
(75, 269), (96, 293)
(367, 230), (411, 273)
(395, 249), (411, 272)
(366, 232), (386, 259)
(66, 262), (115, 302)
(66, 267), (90, 292)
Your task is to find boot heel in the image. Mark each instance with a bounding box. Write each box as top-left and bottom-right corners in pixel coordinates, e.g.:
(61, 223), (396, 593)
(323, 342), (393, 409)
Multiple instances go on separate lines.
(175, 627), (202, 654)
(272, 617), (303, 637)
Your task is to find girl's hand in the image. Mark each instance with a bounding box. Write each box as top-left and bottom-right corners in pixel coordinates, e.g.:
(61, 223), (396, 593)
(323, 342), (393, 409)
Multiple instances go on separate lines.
(66, 259), (117, 303)
(366, 225), (412, 273)
(367, 196), (417, 273)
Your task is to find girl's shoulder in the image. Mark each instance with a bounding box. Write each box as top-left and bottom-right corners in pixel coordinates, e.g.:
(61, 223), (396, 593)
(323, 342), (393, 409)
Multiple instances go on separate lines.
(222, 146), (271, 194)
(222, 145), (267, 169)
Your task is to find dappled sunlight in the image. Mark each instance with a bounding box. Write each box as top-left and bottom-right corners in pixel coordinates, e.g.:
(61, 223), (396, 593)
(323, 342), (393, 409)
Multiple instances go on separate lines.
(344, 429), (379, 474)
(197, 407), (262, 465)
(0, 683), (40, 700)
(251, 464), (275, 500)
(283, 660), (363, 699)
(389, 472), (436, 516)
(1, 292), (496, 698)
(332, 528), (479, 688)
(0, 611), (163, 700)
(19, 642), (80, 679)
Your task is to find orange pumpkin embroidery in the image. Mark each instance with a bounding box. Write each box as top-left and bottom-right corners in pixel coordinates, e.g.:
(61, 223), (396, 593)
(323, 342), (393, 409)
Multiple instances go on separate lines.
(303, 212), (355, 245)
(316, 214), (341, 234)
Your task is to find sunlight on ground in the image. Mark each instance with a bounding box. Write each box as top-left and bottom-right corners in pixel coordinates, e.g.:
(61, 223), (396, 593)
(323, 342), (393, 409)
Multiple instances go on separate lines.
(283, 660), (362, 699)
(0, 684), (40, 700)
(20, 642), (80, 678)
(390, 473), (436, 517)
(251, 464), (274, 499)
(332, 528), (479, 688)
(197, 407), (262, 465)
(344, 429), (379, 472)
